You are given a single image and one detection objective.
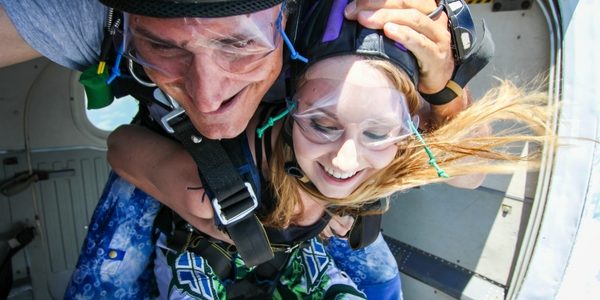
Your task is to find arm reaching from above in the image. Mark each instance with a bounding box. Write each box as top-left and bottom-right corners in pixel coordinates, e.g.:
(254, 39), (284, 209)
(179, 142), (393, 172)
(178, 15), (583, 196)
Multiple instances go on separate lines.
(347, 0), (471, 128)
(107, 125), (232, 243)
(0, 5), (41, 68)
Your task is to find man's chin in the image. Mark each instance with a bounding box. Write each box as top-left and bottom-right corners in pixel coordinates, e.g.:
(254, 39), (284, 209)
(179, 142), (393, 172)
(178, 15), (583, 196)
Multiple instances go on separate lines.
(193, 123), (245, 140)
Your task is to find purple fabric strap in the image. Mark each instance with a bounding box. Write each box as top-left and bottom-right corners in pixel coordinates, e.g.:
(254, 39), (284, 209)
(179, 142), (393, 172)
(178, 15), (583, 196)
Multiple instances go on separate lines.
(394, 42), (408, 52)
(322, 0), (348, 42)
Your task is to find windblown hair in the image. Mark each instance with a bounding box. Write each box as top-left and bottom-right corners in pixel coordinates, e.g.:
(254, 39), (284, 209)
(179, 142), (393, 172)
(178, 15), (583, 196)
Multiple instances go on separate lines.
(264, 58), (552, 228)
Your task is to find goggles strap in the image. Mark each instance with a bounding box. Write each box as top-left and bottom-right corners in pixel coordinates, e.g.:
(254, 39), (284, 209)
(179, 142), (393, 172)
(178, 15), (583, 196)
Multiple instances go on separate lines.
(277, 2), (308, 63)
(107, 37), (126, 84)
(409, 122), (449, 178)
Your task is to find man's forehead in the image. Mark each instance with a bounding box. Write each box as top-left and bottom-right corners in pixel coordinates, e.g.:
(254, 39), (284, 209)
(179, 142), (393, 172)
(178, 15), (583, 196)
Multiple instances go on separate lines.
(101, 0), (284, 18)
(129, 5), (279, 28)
(129, 6), (279, 41)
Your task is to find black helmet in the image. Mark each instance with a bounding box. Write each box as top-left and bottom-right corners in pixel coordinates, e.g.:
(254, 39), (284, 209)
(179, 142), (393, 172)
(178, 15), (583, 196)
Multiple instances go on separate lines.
(99, 0), (285, 18)
(293, 0), (419, 86)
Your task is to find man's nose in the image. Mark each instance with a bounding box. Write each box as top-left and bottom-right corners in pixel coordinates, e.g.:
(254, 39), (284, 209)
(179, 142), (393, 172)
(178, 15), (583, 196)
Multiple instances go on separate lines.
(332, 139), (359, 171)
(184, 54), (230, 112)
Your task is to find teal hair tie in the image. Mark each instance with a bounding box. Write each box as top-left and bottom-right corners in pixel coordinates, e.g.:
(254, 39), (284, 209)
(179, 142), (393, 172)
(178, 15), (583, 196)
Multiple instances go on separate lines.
(409, 121), (450, 178)
(256, 101), (296, 139)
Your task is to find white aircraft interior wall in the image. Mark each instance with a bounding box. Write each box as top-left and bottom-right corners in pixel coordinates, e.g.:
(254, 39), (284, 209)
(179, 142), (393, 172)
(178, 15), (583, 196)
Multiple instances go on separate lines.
(1, 58), (111, 298)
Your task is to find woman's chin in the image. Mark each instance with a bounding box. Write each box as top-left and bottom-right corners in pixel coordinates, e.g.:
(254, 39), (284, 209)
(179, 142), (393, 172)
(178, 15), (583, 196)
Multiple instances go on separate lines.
(319, 188), (352, 200)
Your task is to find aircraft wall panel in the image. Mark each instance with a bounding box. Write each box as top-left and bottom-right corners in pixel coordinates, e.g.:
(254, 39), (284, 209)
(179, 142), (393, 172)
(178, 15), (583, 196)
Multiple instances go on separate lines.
(383, 183), (532, 288)
(0, 149), (108, 299)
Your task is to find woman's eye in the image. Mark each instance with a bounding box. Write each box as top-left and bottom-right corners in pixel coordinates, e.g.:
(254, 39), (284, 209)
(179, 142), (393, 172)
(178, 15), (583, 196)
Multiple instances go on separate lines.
(363, 130), (390, 141)
(310, 119), (338, 134)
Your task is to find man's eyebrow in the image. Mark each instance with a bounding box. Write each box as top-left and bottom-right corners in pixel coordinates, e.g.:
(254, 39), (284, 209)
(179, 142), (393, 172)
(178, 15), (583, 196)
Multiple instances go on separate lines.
(134, 27), (186, 47)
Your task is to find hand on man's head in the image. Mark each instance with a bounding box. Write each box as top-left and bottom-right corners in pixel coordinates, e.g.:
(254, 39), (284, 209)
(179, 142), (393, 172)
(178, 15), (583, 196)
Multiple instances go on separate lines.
(344, 0), (454, 95)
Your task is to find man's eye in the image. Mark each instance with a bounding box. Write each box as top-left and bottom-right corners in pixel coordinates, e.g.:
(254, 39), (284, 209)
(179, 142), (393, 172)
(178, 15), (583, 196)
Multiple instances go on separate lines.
(221, 38), (256, 50)
(148, 41), (177, 51)
(232, 39), (255, 49)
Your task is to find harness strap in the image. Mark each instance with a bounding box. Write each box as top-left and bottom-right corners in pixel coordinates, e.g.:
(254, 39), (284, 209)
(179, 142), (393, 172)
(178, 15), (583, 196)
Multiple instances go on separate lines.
(170, 117), (274, 267)
(347, 199), (384, 249)
(348, 214), (382, 249)
(227, 250), (293, 299)
(157, 205), (296, 293)
(184, 233), (235, 279)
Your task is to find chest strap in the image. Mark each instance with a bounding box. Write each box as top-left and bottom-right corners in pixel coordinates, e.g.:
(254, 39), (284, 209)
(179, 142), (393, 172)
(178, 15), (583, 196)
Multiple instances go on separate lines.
(168, 116), (274, 267)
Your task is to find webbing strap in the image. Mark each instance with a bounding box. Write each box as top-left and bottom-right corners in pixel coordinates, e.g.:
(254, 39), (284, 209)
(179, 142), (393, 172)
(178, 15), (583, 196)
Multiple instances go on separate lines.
(227, 215), (275, 266)
(347, 199), (384, 249)
(348, 213), (382, 249)
(170, 117), (274, 267)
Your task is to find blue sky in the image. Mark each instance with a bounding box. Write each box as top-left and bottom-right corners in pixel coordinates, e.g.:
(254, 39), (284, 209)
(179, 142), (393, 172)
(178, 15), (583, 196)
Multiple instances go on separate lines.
(86, 95), (139, 131)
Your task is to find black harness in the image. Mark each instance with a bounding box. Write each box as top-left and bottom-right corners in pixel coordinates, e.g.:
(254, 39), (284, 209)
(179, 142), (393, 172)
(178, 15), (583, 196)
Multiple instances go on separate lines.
(119, 76), (383, 291)
(152, 106), (356, 296)
(92, 0), (495, 292)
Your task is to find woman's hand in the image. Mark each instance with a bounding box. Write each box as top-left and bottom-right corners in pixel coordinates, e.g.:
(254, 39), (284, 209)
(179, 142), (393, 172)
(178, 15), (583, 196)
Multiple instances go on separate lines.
(320, 215), (355, 240)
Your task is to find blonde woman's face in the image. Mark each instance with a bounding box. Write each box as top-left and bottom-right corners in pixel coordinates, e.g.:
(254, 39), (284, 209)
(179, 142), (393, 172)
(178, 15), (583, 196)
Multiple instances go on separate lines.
(292, 56), (409, 199)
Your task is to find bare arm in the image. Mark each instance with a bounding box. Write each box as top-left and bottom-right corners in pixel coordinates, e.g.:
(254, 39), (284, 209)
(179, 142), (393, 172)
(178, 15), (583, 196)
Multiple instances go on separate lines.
(0, 5), (41, 68)
(107, 125), (232, 243)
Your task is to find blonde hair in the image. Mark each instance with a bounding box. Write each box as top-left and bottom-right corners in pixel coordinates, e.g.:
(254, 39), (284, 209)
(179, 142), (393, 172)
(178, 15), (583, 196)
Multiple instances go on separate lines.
(264, 58), (552, 228)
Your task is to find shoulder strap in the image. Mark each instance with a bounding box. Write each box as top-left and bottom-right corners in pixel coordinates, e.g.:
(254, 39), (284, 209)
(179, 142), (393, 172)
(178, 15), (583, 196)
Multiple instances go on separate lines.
(169, 116), (274, 267)
(347, 199), (384, 249)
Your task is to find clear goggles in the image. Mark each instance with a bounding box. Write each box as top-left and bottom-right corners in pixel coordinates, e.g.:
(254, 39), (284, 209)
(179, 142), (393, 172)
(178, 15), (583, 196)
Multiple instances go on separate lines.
(116, 5), (283, 78)
(290, 79), (418, 151)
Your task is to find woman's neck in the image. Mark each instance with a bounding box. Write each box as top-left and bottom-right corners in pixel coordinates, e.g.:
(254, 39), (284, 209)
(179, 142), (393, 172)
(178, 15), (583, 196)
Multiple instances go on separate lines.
(293, 188), (326, 226)
(247, 106), (326, 227)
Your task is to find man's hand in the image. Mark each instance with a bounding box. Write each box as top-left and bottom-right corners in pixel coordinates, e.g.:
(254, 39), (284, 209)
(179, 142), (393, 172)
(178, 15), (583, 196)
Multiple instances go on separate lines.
(345, 0), (454, 94)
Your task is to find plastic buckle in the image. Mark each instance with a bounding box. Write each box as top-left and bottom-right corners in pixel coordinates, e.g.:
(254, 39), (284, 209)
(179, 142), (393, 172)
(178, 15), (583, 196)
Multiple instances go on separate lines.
(212, 182), (258, 226)
(160, 106), (186, 134)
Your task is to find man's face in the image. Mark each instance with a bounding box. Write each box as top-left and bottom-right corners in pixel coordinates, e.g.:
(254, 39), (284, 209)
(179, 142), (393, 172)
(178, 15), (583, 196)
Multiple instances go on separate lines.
(127, 5), (283, 139)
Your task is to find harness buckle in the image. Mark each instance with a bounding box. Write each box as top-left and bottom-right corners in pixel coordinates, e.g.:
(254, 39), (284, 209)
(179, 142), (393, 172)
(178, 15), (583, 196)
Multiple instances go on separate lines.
(160, 106), (186, 134)
(285, 243), (300, 253)
(212, 182), (258, 226)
